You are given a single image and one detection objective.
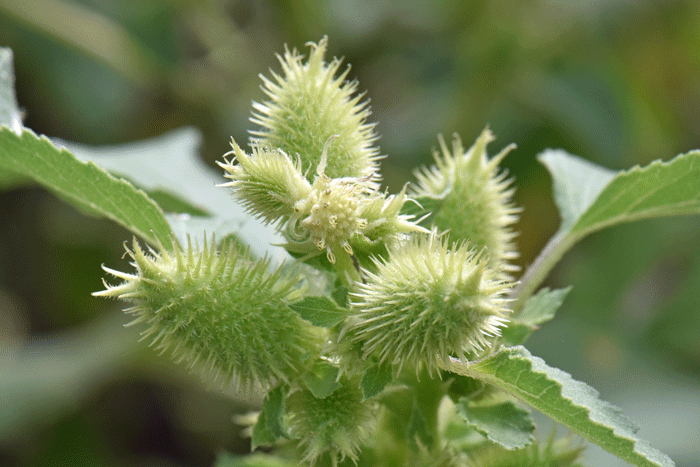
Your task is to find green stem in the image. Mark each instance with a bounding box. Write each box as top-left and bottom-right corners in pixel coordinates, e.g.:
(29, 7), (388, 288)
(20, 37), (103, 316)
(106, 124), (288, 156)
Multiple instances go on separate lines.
(510, 230), (576, 313)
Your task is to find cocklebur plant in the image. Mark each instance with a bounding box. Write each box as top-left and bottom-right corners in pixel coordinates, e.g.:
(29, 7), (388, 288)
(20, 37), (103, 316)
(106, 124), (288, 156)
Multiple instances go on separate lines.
(2, 38), (697, 467)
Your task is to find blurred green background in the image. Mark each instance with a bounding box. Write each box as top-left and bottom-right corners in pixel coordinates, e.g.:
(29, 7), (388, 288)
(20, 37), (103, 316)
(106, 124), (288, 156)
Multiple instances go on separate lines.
(1, 0), (699, 466)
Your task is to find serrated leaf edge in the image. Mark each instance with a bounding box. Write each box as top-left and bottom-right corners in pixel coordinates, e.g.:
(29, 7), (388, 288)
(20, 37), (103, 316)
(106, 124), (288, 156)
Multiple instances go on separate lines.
(443, 346), (674, 467)
(0, 126), (173, 247)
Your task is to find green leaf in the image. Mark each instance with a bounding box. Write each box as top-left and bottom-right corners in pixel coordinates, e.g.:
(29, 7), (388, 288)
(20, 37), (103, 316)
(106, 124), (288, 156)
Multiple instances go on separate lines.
(61, 128), (285, 261)
(252, 384), (289, 450)
(455, 400), (534, 450)
(61, 129), (217, 216)
(287, 296), (347, 328)
(407, 400), (434, 451)
(503, 287), (572, 345)
(447, 374), (486, 403)
(360, 363), (393, 400)
(574, 152), (700, 233)
(263, 384), (289, 440)
(444, 346), (675, 467)
(516, 286), (572, 326)
(541, 150), (617, 232)
(0, 127), (173, 247)
(0, 167), (27, 190)
(0, 48), (21, 132)
(515, 149), (700, 304)
(251, 415), (275, 450)
(331, 285), (349, 308)
(301, 360), (342, 398)
(0, 47), (27, 189)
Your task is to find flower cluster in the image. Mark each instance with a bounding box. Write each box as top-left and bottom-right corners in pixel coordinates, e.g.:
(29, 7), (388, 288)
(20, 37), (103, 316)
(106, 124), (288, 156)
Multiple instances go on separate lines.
(219, 136), (425, 276)
(96, 37), (525, 467)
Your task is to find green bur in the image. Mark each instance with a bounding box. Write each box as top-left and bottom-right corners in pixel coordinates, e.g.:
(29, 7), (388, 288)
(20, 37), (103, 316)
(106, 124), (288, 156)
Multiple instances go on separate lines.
(95, 237), (319, 389)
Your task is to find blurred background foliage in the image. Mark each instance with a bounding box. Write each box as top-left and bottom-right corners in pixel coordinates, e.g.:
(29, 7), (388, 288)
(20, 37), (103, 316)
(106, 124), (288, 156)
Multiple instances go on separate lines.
(0, 0), (699, 466)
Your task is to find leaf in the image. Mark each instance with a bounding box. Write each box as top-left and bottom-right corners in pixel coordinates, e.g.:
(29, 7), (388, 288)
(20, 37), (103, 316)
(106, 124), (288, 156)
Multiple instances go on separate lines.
(0, 127), (173, 247)
(0, 47), (27, 189)
(263, 384), (289, 440)
(447, 374), (486, 403)
(503, 287), (572, 345)
(301, 360), (342, 398)
(0, 48), (21, 132)
(516, 286), (572, 326)
(0, 167), (27, 190)
(515, 149), (700, 303)
(574, 152), (700, 233)
(59, 129), (218, 216)
(540, 150), (617, 232)
(60, 128), (286, 261)
(360, 363), (393, 400)
(251, 415), (275, 450)
(252, 384), (289, 450)
(444, 347), (675, 467)
(287, 296), (347, 328)
(407, 400), (434, 451)
(455, 400), (534, 450)
(331, 285), (349, 308)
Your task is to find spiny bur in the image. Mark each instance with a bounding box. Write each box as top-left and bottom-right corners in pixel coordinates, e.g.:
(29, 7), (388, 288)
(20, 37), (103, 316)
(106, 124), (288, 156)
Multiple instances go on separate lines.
(286, 377), (378, 467)
(94, 236), (319, 390)
(341, 232), (512, 375)
(250, 36), (381, 183)
(411, 129), (520, 275)
(217, 139), (312, 228)
(464, 433), (584, 467)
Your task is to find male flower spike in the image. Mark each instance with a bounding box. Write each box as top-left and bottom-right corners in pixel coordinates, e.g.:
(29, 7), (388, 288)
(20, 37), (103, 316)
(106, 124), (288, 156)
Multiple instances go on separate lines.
(218, 137), (425, 274)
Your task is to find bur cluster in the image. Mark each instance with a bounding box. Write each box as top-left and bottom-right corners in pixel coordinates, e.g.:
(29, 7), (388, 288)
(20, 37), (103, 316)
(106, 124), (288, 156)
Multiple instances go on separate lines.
(96, 37), (528, 467)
